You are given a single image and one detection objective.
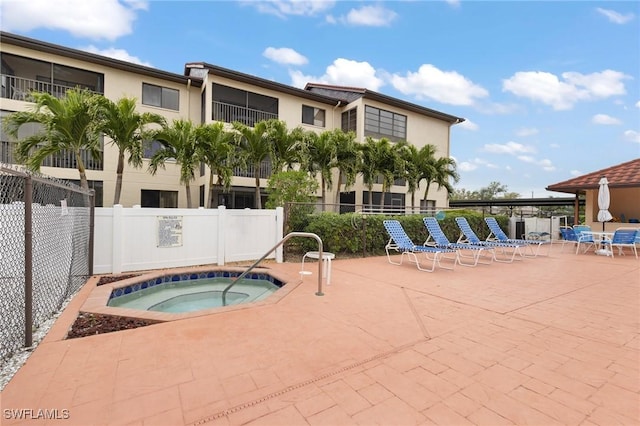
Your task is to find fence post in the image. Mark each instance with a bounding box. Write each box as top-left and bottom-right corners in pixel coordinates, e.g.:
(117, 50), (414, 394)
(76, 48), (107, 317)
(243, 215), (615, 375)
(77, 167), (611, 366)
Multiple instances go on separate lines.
(362, 214), (367, 258)
(217, 205), (226, 266)
(275, 206), (284, 263)
(112, 204), (123, 274)
(24, 174), (33, 348)
(88, 189), (95, 276)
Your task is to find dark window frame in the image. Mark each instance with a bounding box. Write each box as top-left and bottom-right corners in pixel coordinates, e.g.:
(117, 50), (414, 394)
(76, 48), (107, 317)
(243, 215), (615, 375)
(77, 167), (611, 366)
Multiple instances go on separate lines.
(142, 83), (179, 111)
(364, 105), (406, 142)
(302, 105), (326, 127)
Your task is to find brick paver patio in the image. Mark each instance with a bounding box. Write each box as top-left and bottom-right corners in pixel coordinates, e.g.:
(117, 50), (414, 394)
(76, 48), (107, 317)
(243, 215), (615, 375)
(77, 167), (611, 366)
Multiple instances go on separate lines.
(1, 244), (638, 425)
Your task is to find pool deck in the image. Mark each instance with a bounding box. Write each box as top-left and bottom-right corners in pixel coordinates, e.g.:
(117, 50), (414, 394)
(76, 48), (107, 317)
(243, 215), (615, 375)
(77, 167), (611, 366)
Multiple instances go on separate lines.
(1, 244), (639, 425)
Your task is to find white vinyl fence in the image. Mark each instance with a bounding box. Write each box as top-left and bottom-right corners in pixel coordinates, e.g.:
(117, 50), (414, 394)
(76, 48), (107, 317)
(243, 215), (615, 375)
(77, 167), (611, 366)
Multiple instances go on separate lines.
(93, 205), (284, 274)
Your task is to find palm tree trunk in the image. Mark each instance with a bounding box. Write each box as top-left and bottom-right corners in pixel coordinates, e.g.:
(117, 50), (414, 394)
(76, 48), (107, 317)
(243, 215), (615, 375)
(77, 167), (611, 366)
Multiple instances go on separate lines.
(113, 151), (125, 205)
(254, 163), (261, 209)
(411, 191), (416, 213)
(208, 172), (216, 208)
(185, 182), (192, 208)
(321, 176), (326, 212)
(422, 182), (432, 211)
(334, 171), (343, 212)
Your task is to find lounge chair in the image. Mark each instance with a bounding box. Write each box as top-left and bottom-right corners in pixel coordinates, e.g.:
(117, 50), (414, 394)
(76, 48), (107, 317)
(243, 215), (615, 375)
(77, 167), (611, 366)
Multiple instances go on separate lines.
(484, 217), (549, 257)
(382, 220), (458, 272)
(601, 228), (638, 259)
(558, 226), (581, 253)
(423, 217), (495, 266)
(572, 225), (596, 254)
(454, 217), (525, 263)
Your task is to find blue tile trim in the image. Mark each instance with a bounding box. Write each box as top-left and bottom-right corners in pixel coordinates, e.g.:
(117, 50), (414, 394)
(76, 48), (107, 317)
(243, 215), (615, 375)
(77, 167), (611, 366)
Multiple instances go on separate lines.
(108, 270), (283, 300)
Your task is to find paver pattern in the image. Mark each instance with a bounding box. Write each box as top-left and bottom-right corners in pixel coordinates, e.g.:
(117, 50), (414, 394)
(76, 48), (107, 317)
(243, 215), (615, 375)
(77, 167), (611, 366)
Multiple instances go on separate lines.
(2, 245), (639, 425)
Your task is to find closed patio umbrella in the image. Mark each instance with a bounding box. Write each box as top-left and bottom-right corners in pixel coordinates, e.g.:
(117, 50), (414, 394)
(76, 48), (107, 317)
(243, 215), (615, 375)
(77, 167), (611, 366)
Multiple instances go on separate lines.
(597, 176), (613, 229)
(596, 176), (613, 255)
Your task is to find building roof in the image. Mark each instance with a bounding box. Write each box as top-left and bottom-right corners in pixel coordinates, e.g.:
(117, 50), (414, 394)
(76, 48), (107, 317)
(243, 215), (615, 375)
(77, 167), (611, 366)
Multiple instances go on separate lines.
(546, 158), (640, 194)
(184, 62), (348, 107)
(0, 31), (203, 87)
(304, 83), (465, 125)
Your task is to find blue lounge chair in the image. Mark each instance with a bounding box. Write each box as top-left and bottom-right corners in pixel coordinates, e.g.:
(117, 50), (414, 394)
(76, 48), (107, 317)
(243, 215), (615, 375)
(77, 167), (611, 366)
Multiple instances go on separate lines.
(383, 220), (458, 272)
(572, 225), (596, 254)
(601, 228), (639, 259)
(423, 217), (495, 267)
(484, 217), (549, 257)
(559, 226), (581, 253)
(454, 217), (525, 263)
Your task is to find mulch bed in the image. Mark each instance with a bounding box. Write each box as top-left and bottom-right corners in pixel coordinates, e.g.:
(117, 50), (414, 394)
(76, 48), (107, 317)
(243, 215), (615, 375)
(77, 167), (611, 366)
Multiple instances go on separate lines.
(66, 274), (157, 339)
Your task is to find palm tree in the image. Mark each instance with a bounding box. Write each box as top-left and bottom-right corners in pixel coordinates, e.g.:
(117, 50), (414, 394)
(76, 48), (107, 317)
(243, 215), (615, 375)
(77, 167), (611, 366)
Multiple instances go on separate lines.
(3, 88), (104, 192)
(100, 97), (165, 205)
(332, 129), (359, 206)
(148, 119), (200, 208)
(195, 122), (236, 208)
(302, 130), (336, 208)
(232, 121), (272, 209)
(399, 144), (420, 212)
(266, 119), (303, 172)
(421, 154), (460, 206)
(358, 137), (402, 211)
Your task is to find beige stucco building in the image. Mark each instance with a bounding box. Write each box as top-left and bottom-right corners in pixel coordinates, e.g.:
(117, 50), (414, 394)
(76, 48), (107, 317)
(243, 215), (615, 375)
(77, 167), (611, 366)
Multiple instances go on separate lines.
(1, 31), (464, 209)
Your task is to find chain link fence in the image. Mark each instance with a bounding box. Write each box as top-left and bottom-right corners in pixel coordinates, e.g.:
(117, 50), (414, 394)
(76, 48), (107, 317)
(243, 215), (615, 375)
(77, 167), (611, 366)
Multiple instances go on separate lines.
(0, 164), (93, 361)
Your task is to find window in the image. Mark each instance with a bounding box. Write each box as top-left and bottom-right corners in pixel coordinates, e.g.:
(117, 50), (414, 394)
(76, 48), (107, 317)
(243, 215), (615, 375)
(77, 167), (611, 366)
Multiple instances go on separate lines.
(143, 140), (166, 159)
(142, 83), (179, 111)
(141, 190), (178, 208)
(364, 106), (406, 142)
(212, 83), (278, 126)
(302, 105), (325, 127)
(69, 179), (104, 207)
(341, 108), (357, 133)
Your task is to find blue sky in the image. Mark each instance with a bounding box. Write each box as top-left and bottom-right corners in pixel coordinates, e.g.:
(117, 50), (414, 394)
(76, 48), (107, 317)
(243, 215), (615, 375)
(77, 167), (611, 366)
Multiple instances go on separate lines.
(1, 0), (639, 197)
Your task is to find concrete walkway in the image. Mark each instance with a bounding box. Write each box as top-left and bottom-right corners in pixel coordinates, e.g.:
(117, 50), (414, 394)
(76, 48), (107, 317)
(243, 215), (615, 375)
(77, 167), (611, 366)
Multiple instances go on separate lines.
(2, 245), (639, 425)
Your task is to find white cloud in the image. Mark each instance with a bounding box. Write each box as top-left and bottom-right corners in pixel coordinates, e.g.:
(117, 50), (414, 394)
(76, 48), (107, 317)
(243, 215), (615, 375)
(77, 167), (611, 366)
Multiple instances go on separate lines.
(390, 64), (489, 106)
(445, 0), (461, 7)
(636, 100), (640, 108)
(263, 47), (308, 66)
(624, 130), (640, 143)
(240, 0), (336, 18)
(549, 143), (560, 148)
(502, 70), (630, 110)
(457, 158), (498, 172)
(596, 8), (635, 24)
(344, 5), (397, 26)
(0, 0), (146, 40)
(289, 58), (384, 90)
(592, 114), (621, 125)
(457, 119), (478, 131)
(82, 45), (151, 66)
(483, 141), (536, 155)
(570, 169), (583, 176)
(516, 127), (539, 137)
(517, 156), (555, 171)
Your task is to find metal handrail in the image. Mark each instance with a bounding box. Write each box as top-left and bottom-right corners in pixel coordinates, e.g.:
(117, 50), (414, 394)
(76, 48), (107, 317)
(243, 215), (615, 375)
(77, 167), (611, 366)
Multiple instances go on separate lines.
(221, 232), (324, 305)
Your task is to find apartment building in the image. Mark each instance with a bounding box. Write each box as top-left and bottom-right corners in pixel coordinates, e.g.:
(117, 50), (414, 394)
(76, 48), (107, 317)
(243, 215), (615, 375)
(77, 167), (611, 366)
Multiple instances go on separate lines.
(1, 31), (464, 209)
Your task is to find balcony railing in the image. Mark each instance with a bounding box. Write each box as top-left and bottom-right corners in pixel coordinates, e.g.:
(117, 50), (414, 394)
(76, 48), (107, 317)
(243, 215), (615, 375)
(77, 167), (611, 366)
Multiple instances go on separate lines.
(213, 101), (278, 127)
(1, 141), (103, 171)
(233, 160), (272, 179)
(1, 75), (102, 101)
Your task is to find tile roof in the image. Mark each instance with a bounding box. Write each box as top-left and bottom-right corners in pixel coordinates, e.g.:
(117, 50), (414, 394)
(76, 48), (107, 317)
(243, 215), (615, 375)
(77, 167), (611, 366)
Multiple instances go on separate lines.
(546, 158), (640, 193)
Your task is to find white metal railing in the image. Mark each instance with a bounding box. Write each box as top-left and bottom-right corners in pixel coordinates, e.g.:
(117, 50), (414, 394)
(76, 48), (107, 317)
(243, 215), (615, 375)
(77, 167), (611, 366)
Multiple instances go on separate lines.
(1, 75), (102, 101)
(212, 101), (278, 127)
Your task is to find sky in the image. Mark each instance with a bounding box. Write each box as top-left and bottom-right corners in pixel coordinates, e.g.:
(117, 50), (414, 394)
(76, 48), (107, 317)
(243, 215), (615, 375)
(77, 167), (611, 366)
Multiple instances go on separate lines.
(1, 0), (639, 198)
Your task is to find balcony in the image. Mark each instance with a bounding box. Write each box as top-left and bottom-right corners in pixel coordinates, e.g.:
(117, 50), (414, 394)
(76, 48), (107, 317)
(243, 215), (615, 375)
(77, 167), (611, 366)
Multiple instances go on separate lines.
(1, 75), (102, 101)
(1, 140), (103, 171)
(233, 160), (272, 179)
(213, 101), (278, 127)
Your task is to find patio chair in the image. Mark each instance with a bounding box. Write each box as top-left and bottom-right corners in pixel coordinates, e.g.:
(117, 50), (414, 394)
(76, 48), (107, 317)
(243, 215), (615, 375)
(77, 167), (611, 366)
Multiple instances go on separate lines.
(484, 217), (549, 257)
(454, 217), (525, 263)
(558, 226), (581, 253)
(382, 220), (458, 272)
(601, 228), (639, 259)
(573, 225), (596, 254)
(423, 217), (495, 267)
